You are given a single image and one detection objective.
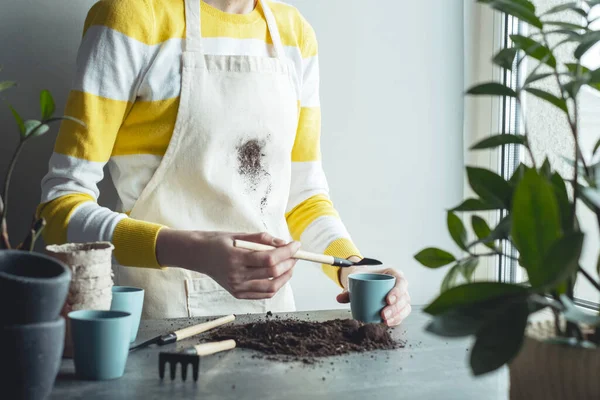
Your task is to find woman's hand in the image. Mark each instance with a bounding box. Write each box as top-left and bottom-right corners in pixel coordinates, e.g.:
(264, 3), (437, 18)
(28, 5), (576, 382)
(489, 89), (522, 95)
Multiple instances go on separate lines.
(157, 229), (300, 300)
(337, 258), (411, 327)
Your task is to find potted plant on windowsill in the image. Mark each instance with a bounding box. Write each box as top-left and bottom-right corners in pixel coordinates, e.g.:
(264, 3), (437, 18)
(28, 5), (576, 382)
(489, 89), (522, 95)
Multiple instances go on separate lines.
(414, 0), (600, 398)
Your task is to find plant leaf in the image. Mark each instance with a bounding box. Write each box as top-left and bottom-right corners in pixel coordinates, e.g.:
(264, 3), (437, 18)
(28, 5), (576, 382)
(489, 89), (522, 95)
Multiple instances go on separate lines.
(478, 0), (542, 28)
(447, 212), (467, 251)
(440, 264), (461, 293)
(575, 31), (600, 59)
(23, 120), (50, 138)
(511, 169), (562, 286)
(550, 173), (572, 232)
(451, 198), (499, 212)
(597, 253), (600, 277)
(541, 2), (578, 15)
(544, 21), (588, 30)
(470, 301), (529, 376)
(560, 294), (600, 326)
(424, 282), (528, 316)
(9, 105), (25, 135)
(467, 82), (518, 98)
(540, 157), (552, 178)
(468, 215), (511, 250)
(472, 216), (494, 249)
(493, 47), (518, 70)
(524, 72), (554, 86)
(509, 163), (531, 187)
(39, 89), (55, 120)
(525, 88), (568, 113)
(45, 115), (87, 127)
(470, 134), (526, 150)
(535, 233), (584, 290)
(467, 167), (512, 208)
(459, 257), (479, 281)
(414, 248), (456, 268)
(581, 186), (600, 209)
(0, 80), (16, 92)
(426, 307), (486, 337)
(510, 35), (557, 68)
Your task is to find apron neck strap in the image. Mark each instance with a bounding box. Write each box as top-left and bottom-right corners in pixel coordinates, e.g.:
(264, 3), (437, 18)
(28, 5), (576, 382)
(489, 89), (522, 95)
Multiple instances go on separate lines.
(184, 0), (285, 58)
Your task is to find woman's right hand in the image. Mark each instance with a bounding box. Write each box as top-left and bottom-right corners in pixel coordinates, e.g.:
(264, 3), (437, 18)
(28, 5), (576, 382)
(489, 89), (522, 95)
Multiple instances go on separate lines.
(156, 230), (300, 300)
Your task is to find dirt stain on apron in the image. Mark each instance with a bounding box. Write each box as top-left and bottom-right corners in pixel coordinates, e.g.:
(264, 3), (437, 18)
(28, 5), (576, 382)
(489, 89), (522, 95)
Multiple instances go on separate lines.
(236, 137), (273, 217)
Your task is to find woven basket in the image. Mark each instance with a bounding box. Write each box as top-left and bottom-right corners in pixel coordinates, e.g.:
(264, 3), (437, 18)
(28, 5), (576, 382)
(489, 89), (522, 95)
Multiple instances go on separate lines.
(509, 320), (600, 400)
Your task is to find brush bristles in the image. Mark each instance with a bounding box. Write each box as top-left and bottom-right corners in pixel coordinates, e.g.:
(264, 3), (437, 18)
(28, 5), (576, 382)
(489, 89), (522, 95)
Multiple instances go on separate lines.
(159, 353), (200, 382)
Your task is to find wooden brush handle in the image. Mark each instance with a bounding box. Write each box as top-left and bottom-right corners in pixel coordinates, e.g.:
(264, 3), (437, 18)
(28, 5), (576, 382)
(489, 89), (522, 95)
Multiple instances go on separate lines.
(234, 240), (335, 265)
(174, 314), (235, 341)
(193, 340), (237, 356)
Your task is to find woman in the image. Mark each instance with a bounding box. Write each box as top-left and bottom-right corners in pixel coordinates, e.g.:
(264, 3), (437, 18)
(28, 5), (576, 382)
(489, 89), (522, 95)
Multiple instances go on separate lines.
(38, 0), (411, 324)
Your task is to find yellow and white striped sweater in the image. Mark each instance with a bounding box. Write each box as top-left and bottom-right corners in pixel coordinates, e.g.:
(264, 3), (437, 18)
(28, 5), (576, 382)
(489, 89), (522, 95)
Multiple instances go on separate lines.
(38, 0), (360, 285)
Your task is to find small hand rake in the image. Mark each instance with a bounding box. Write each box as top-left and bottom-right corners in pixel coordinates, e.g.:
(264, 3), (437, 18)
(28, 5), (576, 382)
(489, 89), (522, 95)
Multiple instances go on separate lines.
(159, 339), (237, 382)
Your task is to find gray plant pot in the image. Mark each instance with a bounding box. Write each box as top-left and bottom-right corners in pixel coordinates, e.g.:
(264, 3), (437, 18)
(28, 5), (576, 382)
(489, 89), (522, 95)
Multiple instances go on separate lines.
(0, 317), (65, 400)
(0, 250), (71, 324)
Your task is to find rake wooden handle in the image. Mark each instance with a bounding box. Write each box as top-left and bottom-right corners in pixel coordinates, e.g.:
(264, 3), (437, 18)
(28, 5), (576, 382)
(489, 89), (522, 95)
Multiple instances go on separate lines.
(174, 314), (235, 341)
(234, 239), (335, 265)
(193, 340), (237, 356)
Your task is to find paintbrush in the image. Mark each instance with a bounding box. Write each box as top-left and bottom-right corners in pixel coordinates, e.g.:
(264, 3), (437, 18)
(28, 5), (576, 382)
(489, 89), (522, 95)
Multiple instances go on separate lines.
(234, 240), (382, 267)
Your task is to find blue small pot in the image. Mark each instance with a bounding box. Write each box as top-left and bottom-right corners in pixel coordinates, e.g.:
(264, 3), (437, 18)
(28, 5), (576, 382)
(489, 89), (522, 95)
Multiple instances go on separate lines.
(69, 310), (132, 381)
(0, 250), (71, 324)
(111, 286), (144, 342)
(349, 273), (396, 323)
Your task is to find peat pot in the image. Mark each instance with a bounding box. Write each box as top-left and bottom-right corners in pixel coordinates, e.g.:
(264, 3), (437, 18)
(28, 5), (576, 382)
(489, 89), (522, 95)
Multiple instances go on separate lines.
(509, 337), (600, 400)
(46, 242), (114, 357)
(0, 317), (66, 400)
(0, 250), (71, 324)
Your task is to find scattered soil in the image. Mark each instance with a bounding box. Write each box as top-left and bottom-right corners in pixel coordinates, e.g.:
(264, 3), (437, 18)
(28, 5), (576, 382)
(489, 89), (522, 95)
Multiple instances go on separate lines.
(205, 315), (403, 363)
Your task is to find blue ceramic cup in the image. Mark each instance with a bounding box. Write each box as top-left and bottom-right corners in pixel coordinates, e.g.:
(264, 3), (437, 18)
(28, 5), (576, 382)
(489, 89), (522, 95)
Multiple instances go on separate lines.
(110, 286), (144, 342)
(348, 273), (396, 323)
(68, 310), (132, 380)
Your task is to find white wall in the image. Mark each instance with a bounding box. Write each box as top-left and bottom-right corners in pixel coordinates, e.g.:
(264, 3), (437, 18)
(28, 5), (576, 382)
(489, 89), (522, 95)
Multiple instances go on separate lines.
(287, 0), (465, 309)
(0, 0), (465, 310)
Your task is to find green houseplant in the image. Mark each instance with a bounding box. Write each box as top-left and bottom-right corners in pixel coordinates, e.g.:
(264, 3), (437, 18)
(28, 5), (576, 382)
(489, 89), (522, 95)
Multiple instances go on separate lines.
(0, 68), (84, 250)
(414, 0), (600, 398)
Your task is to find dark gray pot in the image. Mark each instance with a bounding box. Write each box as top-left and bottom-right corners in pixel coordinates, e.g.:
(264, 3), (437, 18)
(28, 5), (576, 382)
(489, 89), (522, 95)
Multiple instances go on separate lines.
(0, 317), (65, 400)
(0, 250), (71, 324)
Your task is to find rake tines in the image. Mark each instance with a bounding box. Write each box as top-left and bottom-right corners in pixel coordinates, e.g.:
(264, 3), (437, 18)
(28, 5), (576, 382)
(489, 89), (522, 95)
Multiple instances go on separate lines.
(159, 352), (200, 382)
(158, 340), (236, 382)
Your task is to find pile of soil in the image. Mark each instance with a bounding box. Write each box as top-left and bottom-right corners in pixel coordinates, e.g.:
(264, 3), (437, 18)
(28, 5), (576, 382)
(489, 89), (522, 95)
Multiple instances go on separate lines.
(206, 315), (403, 362)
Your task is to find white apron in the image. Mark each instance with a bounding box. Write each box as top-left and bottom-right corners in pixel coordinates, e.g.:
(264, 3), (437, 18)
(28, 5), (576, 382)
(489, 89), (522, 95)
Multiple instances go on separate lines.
(114, 0), (298, 319)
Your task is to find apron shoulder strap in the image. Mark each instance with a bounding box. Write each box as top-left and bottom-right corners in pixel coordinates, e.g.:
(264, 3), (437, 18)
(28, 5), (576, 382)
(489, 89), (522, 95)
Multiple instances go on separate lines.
(184, 0), (203, 52)
(258, 0), (285, 59)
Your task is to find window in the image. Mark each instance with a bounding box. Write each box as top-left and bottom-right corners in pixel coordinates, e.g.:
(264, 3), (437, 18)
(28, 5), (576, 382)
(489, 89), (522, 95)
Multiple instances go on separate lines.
(501, 1), (600, 309)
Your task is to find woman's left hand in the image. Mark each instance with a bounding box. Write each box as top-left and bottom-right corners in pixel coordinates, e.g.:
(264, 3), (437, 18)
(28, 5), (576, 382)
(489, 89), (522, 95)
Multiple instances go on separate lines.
(336, 258), (411, 327)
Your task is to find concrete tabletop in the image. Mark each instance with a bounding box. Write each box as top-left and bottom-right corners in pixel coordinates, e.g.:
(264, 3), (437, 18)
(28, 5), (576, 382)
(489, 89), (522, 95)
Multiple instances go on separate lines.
(51, 308), (508, 400)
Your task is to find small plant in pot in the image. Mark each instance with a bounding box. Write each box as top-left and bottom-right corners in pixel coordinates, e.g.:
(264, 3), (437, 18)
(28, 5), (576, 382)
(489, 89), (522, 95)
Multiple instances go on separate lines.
(414, 0), (600, 399)
(0, 69), (83, 400)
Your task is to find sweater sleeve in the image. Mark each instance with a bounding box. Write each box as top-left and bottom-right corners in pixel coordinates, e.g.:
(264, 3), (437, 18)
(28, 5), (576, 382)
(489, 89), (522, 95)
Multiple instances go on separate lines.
(37, 0), (165, 269)
(285, 19), (362, 287)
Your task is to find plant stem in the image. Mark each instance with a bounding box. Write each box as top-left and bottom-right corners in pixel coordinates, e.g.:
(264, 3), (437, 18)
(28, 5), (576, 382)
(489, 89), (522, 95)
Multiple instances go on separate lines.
(572, 96), (579, 227)
(578, 266), (600, 293)
(541, 32), (590, 179)
(0, 138), (25, 240)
